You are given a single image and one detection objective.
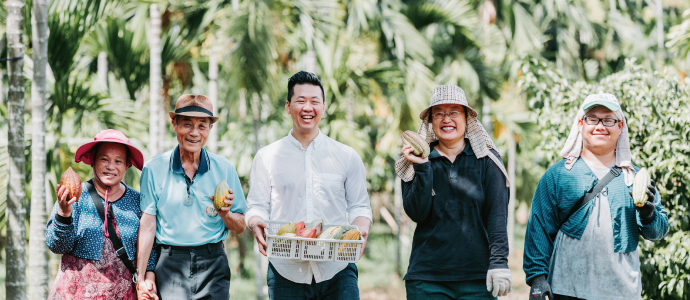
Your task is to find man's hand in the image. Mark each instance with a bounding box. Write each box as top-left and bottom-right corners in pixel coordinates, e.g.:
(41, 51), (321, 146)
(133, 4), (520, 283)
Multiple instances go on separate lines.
(402, 145), (428, 165)
(56, 184), (78, 217)
(210, 189), (235, 213)
(136, 271), (159, 300)
(630, 179), (657, 219)
(351, 216), (371, 259)
(529, 275), (552, 300)
(210, 189), (245, 234)
(486, 268), (512, 297)
(247, 217), (269, 256)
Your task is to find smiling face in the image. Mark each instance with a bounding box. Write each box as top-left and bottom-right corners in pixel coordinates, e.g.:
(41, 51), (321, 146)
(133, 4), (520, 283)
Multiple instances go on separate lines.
(431, 104), (467, 144)
(579, 105), (623, 155)
(93, 142), (130, 186)
(173, 116), (212, 154)
(285, 84), (325, 134)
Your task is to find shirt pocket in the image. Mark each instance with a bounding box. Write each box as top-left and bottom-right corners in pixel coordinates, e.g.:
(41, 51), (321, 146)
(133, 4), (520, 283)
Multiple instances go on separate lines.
(314, 173), (345, 201)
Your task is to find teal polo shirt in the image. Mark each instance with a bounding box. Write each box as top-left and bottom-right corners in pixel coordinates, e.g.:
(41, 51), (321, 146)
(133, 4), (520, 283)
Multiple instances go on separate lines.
(140, 146), (246, 246)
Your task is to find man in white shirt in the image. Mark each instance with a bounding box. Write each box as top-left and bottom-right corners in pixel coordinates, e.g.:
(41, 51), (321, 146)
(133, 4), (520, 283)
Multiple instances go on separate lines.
(245, 71), (373, 299)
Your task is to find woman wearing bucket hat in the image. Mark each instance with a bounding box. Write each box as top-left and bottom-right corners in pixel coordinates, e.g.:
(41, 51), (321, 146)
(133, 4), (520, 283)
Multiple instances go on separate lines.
(45, 129), (159, 300)
(395, 85), (512, 299)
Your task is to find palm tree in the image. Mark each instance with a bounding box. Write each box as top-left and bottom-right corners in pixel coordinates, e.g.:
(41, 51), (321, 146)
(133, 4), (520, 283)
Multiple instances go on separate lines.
(150, 3), (162, 156)
(28, 0), (50, 297)
(6, 0), (27, 299)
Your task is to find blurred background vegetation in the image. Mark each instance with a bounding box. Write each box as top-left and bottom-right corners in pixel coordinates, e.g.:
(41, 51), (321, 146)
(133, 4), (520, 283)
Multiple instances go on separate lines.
(1, 0), (690, 299)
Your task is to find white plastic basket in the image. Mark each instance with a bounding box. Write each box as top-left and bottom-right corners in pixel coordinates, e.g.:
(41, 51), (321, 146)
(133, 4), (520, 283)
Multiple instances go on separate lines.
(264, 220), (364, 263)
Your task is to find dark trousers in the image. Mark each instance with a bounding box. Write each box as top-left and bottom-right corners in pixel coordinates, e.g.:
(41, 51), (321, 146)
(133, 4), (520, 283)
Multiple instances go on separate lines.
(554, 294), (585, 300)
(267, 262), (360, 300)
(405, 279), (497, 300)
(155, 242), (231, 300)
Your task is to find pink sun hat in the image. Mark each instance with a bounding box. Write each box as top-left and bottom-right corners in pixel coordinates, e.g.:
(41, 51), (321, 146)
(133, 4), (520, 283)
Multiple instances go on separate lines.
(75, 129), (144, 170)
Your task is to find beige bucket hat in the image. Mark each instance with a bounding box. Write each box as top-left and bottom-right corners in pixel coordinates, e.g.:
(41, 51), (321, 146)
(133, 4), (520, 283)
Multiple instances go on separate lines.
(395, 85), (510, 187)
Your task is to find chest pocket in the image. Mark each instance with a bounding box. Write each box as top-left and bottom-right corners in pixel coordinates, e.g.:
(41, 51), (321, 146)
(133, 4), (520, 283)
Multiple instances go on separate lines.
(314, 173), (345, 201)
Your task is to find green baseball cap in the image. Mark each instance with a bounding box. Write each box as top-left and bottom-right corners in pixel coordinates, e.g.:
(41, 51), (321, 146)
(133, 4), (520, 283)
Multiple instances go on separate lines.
(581, 91), (621, 112)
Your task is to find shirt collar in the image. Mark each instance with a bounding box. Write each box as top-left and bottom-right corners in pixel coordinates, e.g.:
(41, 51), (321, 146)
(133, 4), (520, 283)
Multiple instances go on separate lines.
(287, 129), (325, 150)
(170, 145), (210, 176)
(428, 139), (473, 159)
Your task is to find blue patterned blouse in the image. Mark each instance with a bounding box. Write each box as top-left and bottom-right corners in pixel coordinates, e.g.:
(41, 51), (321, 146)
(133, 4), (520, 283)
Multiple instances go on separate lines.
(45, 182), (157, 271)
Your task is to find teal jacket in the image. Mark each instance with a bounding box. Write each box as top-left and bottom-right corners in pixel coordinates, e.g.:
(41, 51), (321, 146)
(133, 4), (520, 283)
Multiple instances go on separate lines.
(523, 158), (668, 284)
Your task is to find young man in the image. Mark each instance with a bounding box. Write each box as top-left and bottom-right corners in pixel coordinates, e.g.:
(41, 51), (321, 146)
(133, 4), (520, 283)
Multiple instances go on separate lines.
(523, 92), (669, 300)
(245, 71), (373, 300)
(136, 95), (247, 300)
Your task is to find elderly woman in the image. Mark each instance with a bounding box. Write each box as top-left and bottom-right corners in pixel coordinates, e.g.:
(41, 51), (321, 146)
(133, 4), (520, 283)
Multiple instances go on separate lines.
(396, 85), (512, 299)
(46, 129), (158, 300)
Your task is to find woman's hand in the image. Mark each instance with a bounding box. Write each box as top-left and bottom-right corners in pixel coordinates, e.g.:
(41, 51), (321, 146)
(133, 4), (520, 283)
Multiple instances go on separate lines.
(136, 271), (159, 300)
(402, 145), (429, 165)
(55, 184), (78, 217)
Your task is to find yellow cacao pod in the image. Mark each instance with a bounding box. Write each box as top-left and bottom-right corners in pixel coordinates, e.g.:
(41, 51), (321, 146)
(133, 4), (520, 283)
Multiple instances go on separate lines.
(60, 167), (82, 200)
(401, 131), (430, 159)
(341, 229), (361, 240)
(632, 168), (651, 207)
(214, 179), (230, 210)
(276, 222), (296, 236)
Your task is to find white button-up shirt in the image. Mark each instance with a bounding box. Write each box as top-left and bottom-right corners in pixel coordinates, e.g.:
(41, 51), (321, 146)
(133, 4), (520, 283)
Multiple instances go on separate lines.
(245, 130), (373, 283)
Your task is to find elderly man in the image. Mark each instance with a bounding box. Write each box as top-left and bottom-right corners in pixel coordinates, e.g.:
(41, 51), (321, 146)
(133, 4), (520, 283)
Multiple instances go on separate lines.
(245, 71), (373, 300)
(523, 92), (669, 300)
(136, 94), (246, 300)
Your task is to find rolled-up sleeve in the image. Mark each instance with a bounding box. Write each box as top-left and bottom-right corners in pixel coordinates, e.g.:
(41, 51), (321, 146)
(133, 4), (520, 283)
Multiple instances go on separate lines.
(140, 165), (158, 216)
(638, 191), (669, 241)
(345, 148), (373, 225)
(245, 151), (271, 224)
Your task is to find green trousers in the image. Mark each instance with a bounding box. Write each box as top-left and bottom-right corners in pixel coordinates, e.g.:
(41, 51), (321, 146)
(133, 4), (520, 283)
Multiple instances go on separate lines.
(405, 279), (497, 300)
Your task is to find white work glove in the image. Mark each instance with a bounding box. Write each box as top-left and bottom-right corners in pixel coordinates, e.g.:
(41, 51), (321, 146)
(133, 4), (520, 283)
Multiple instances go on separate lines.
(486, 268), (512, 297)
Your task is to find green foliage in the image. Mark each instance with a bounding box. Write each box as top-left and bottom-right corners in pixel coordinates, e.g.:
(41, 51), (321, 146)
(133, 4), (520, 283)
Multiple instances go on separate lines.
(520, 58), (690, 299)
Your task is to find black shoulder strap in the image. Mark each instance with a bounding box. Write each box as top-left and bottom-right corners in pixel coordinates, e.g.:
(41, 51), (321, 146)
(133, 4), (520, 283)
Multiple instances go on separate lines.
(559, 166), (622, 228)
(86, 180), (137, 274)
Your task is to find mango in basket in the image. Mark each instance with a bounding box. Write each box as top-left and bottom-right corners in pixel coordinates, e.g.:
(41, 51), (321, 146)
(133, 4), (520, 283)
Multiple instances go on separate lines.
(318, 226), (343, 240)
(295, 221), (305, 232)
(305, 219), (323, 237)
(276, 222), (295, 235)
(295, 224), (323, 239)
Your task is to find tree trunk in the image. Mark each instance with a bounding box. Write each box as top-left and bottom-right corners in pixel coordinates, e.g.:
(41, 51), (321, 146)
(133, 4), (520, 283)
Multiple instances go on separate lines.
(6, 0), (27, 299)
(149, 4), (162, 157)
(97, 51), (108, 89)
(250, 92), (266, 300)
(655, 0), (663, 58)
(481, 96), (492, 133)
(304, 50), (316, 73)
(507, 132), (516, 254)
(208, 50), (218, 152)
(28, 0), (50, 298)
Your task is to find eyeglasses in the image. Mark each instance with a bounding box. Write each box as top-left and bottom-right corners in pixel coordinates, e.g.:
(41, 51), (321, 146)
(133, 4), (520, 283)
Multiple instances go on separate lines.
(583, 116), (620, 127)
(432, 111), (463, 120)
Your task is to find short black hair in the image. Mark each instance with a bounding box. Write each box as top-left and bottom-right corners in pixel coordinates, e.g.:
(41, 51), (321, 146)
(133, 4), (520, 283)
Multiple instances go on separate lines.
(287, 71), (325, 103)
